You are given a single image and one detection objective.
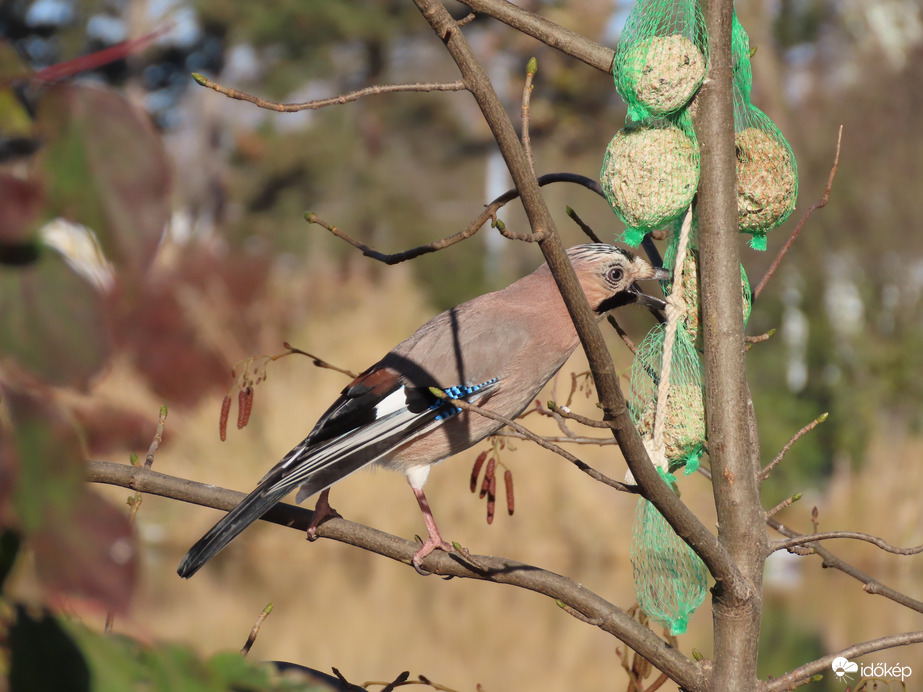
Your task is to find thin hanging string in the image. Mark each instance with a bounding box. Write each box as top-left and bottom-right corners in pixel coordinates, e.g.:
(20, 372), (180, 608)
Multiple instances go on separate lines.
(649, 204), (694, 469)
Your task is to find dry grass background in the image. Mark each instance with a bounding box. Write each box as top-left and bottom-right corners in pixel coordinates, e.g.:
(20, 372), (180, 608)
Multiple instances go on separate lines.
(68, 256), (923, 691)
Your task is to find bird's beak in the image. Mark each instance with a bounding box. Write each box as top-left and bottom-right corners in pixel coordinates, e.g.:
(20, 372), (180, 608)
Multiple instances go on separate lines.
(631, 288), (667, 310)
(652, 267), (672, 282)
(628, 266), (671, 310)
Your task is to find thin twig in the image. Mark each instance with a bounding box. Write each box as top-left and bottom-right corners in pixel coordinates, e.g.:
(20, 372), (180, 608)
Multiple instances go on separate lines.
(456, 0), (615, 73)
(764, 493), (802, 519)
(545, 401), (611, 429)
(760, 412), (828, 481)
(744, 330), (775, 344)
(754, 125), (843, 299)
(305, 173), (604, 265)
(560, 370), (601, 410)
(144, 404), (168, 470)
(456, 12), (477, 28)
(284, 342), (358, 378)
(521, 57), (537, 175)
(644, 673), (670, 692)
(494, 430), (617, 445)
(771, 531), (923, 556)
(607, 315), (638, 354)
(744, 329), (775, 352)
(191, 74), (466, 112)
(410, 674), (465, 692)
(565, 206), (603, 244)
(362, 671), (460, 691)
(106, 404), (167, 633)
(124, 454), (143, 524)
(529, 399), (578, 438)
(767, 516), (923, 613)
(429, 388), (636, 493)
(240, 602), (273, 656)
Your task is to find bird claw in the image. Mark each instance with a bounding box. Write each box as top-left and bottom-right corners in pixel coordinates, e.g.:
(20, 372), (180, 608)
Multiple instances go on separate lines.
(305, 489), (341, 542)
(410, 536), (488, 576)
(411, 536), (455, 575)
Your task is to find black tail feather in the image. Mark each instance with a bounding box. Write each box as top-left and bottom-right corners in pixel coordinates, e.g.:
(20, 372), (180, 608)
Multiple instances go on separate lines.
(177, 481), (291, 578)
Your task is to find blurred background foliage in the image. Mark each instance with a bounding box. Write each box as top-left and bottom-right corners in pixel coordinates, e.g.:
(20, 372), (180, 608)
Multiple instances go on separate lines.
(0, 0), (921, 689)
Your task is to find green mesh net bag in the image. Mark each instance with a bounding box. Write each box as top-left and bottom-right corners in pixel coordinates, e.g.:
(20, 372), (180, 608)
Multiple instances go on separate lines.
(600, 115), (699, 247)
(731, 10), (753, 101)
(631, 488), (708, 635)
(730, 13), (799, 250)
(603, 0), (707, 247)
(629, 322), (706, 472)
(613, 0), (709, 122)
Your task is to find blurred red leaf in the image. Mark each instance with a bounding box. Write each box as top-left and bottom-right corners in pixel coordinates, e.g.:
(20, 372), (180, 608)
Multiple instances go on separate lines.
(2, 385), (137, 612)
(0, 175), (43, 244)
(3, 385), (85, 535)
(108, 244), (274, 408)
(35, 82), (170, 277)
(114, 279), (229, 407)
(0, 250), (110, 389)
(32, 488), (138, 614)
(68, 401), (158, 457)
(0, 382), (138, 612)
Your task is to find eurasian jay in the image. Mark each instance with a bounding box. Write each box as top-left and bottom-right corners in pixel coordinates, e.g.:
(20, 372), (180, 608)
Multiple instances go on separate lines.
(178, 244), (669, 578)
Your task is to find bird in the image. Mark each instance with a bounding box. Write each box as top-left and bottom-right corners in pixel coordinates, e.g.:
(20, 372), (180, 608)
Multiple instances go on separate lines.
(177, 243), (669, 578)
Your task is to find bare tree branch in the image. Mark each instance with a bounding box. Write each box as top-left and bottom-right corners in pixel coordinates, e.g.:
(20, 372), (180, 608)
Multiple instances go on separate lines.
(693, 2), (767, 689)
(771, 531), (923, 556)
(240, 602), (273, 657)
(767, 517), (923, 614)
(283, 342), (359, 379)
(760, 412), (828, 481)
(763, 631), (923, 692)
(764, 493), (802, 519)
(456, 0), (615, 73)
(494, 431), (617, 445)
(545, 401), (611, 429)
(85, 459), (703, 690)
(606, 314), (640, 354)
(564, 206), (603, 244)
(305, 173), (602, 264)
(744, 330), (776, 347)
(190, 73), (466, 112)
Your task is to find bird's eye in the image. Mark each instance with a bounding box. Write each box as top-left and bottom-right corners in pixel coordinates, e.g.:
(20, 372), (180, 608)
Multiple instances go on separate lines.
(606, 266), (625, 284)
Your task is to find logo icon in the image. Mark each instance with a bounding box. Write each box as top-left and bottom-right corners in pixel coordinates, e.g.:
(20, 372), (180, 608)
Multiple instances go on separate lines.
(832, 657), (859, 683)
